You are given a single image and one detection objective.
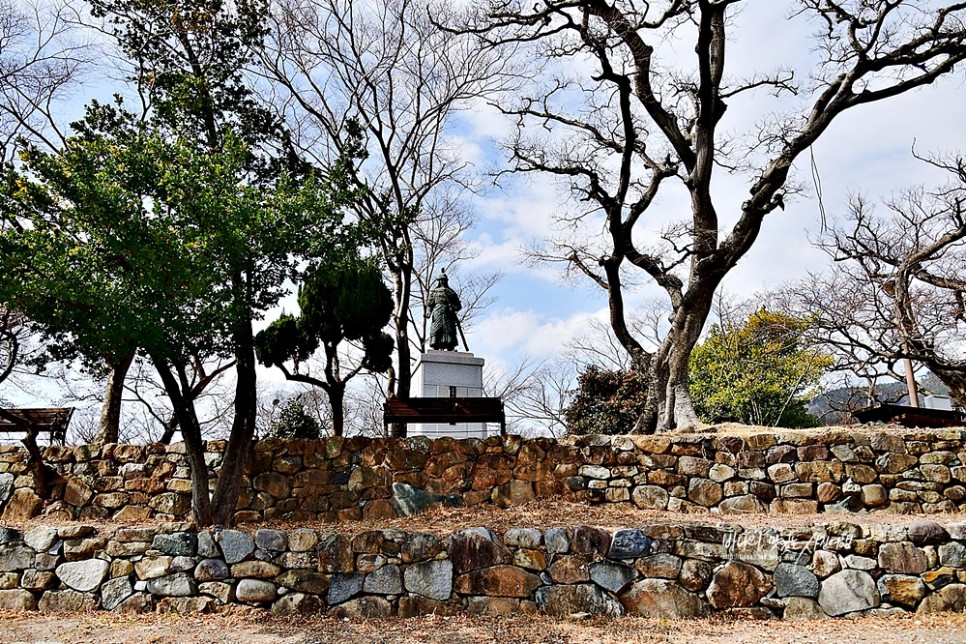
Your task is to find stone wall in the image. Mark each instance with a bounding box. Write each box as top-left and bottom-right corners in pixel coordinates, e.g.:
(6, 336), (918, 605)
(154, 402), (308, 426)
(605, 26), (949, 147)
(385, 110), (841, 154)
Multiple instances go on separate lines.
(1, 429), (965, 524)
(1, 519), (965, 618)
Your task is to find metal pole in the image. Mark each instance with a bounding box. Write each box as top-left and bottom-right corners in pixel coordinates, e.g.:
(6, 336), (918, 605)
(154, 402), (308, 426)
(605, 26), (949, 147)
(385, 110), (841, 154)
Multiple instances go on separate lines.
(903, 357), (920, 408)
(883, 279), (920, 408)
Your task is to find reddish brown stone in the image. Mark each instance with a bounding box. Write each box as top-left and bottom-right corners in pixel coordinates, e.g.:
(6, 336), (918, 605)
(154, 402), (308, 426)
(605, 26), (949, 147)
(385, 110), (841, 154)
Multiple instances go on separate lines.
(491, 480), (534, 508)
(817, 482), (842, 504)
(463, 490), (491, 506)
(253, 472), (291, 499)
(670, 443), (703, 457)
(797, 445), (829, 461)
(386, 447), (429, 470)
(572, 526), (611, 556)
(359, 444), (386, 468)
(1, 488), (42, 522)
(336, 507), (361, 522)
(648, 470), (686, 488)
(549, 555), (591, 584)
(770, 499), (819, 514)
(318, 534), (354, 573)
(124, 478), (166, 494)
(397, 595), (460, 617)
(43, 446), (74, 463)
(113, 445), (145, 463)
(707, 561), (772, 608)
(470, 468), (511, 491)
(794, 461), (844, 483)
(446, 528), (512, 574)
(362, 498), (396, 520)
(631, 436), (670, 454)
(113, 506), (152, 521)
(454, 565), (542, 598)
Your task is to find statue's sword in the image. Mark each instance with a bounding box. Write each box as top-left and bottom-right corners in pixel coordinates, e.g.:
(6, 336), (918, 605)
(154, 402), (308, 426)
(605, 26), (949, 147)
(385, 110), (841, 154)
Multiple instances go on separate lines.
(454, 315), (470, 352)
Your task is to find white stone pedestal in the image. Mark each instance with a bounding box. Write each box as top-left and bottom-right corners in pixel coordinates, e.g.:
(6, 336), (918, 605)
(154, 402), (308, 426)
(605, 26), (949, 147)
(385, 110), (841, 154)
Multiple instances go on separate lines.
(410, 350), (496, 439)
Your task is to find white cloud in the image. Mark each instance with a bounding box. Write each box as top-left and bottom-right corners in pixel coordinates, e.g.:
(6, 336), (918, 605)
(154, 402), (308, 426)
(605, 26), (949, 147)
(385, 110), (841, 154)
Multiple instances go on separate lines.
(473, 306), (610, 360)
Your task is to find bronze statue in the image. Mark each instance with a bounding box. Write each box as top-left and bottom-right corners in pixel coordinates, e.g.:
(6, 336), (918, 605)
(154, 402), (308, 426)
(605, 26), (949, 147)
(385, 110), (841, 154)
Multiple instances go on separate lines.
(426, 269), (463, 351)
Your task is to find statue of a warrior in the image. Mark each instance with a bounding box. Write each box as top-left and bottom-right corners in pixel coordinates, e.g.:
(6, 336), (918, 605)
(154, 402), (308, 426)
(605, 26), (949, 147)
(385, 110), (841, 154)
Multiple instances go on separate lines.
(426, 270), (462, 351)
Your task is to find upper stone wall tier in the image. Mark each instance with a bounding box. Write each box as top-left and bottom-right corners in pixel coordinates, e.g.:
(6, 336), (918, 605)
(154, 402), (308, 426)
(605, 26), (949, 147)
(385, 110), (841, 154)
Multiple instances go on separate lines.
(0, 429), (964, 524)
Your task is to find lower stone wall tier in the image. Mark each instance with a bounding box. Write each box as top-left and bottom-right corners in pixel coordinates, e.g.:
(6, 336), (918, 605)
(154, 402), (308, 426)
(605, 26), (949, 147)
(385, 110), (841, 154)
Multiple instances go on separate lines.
(1, 519), (965, 618)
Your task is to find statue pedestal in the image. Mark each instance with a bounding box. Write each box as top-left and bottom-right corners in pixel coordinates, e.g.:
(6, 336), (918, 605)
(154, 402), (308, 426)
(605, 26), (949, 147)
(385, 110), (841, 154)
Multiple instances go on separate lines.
(410, 350), (495, 438)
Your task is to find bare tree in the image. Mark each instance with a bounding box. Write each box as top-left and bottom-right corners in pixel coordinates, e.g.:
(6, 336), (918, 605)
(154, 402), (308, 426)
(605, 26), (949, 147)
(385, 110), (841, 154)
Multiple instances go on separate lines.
(0, 0), (94, 163)
(121, 355), (236, 443)
(461, 0), (966, 431)
(0, 306), (24, 389)
(785, 154), (966, 406)
(409, 194), (503, 350)
(261, 0), (519, 435)
(486, 357), (575, 437)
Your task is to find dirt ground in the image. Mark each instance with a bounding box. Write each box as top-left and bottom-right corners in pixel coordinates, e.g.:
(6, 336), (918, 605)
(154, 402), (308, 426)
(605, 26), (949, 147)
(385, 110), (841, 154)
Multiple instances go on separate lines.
(6, 500), (966, 540)
(1, 610), (966, 644)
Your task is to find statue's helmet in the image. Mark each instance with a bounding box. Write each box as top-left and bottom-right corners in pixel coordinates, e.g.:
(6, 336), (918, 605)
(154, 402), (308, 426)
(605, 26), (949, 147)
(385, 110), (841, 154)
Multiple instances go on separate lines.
(436, 269), (449, 286)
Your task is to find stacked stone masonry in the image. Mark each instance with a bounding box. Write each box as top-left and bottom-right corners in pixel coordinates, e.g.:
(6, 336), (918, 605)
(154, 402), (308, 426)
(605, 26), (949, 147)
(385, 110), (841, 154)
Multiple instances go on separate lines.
(1, 520), (965, 617)
(1, 429), (965, 524)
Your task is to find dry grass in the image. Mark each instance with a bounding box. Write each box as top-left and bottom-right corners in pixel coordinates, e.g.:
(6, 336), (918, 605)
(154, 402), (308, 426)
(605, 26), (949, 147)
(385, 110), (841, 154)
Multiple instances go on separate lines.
(2, 609), (966, 644)
(6, 501), (966, 538)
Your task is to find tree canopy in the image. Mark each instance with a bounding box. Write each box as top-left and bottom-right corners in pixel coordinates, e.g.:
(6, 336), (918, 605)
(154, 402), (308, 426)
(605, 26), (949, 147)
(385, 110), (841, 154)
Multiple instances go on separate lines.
(255, 257), (394, 436)
(689, 310), (831, 428)
(0, 99), (350, 523)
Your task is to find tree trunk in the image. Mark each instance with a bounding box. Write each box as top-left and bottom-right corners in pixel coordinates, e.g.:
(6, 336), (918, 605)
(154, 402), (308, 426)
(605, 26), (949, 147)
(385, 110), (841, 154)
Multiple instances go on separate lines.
(634, 279), (719, 433)
(390, 259), (414, 438)
(0, 408), (56, 500)
(329, 384), (345, 437)
(662, 341), (701, 431)
(926, 363), (966, 409)
(635, 352), (667, 434)
(157, 358), (235, 445)
(159, 417), (178, 445)
(210, 307), (258, 526)
(21, 427), (54, 499)
(96, 352), (134, 444)
(153, 357), (213, 525)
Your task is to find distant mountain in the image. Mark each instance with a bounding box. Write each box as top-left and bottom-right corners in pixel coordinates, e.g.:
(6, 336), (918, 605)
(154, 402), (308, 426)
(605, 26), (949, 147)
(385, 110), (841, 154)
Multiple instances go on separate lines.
(920, 372), (951, 397)
(808, 381), (910, 426)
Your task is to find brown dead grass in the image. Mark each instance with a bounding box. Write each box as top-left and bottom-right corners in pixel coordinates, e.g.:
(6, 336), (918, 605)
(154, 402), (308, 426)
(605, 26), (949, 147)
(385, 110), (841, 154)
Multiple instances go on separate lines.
(2, 609), (966, 644)
(6, 500), (966, 537)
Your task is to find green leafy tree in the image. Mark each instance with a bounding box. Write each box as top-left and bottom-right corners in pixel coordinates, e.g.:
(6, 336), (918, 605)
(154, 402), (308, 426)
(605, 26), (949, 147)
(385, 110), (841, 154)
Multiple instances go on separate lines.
(269, 397), (322, 440)
(255, 258), (394, 436)
(689, 310), (831, 428)
(78, 0), (323, 524)
(564, 366), (649, 435)
(0, 100), (347, 524)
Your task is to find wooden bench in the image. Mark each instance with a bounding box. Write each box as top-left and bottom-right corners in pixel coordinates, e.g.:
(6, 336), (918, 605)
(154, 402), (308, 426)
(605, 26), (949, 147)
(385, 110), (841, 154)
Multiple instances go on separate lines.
(852, 403), (965, 429)
(0, 407), (73, 444)
(384, 397), (506, 434)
